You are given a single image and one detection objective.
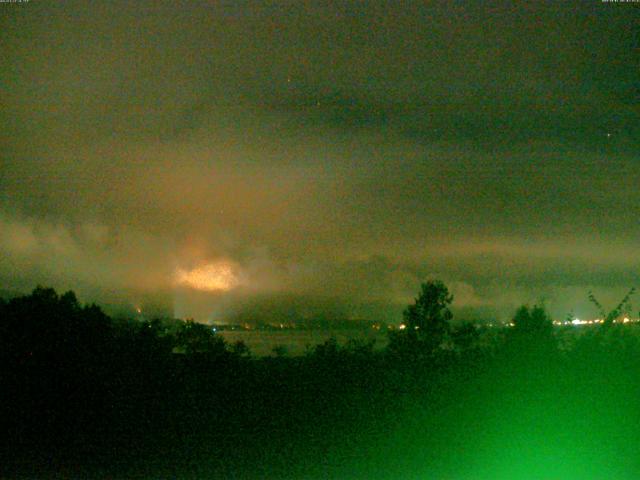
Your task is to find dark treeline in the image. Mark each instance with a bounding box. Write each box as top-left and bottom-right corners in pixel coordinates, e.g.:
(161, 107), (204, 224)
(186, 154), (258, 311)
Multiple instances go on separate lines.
(2, 282), (640, 479)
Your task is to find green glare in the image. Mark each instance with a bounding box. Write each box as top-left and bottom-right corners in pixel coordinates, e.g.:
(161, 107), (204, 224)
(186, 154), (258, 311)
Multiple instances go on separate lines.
(369, 338), (640, 480)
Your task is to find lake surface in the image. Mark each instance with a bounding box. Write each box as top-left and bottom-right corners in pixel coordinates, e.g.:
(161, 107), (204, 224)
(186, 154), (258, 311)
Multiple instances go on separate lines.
(217, 329), (389, 356)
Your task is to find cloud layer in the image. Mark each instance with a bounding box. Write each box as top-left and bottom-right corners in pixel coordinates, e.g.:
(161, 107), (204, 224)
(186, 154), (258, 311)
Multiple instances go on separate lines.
(1, 1), (638, 322)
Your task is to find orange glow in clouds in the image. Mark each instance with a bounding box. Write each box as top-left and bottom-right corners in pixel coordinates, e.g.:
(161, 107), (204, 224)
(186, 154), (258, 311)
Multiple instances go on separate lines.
(174, 260), (241, 292)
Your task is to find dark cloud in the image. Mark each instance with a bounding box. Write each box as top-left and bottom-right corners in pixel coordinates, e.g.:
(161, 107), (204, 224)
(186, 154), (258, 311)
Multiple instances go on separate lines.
(1, 1), (638, 322)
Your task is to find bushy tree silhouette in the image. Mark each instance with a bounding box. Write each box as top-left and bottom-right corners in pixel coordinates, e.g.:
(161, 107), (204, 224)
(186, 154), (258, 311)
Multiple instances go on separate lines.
(1, 286), (111, 367)
(405, 280), (453, 335)
(506, 304), (556, 360)
(389, 280), (453, 357)
(512, 305), (553, 335)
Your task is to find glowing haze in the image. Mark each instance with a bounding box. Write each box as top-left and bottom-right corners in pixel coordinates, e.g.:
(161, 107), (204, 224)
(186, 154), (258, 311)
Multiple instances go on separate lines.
(174, 261), (242, 293)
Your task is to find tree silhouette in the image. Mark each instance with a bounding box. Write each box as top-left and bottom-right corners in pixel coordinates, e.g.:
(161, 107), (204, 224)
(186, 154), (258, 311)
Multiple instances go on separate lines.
(389, 280), (453, 356)
(1, 286), (112, 366)
(512, 304), (553, 336)
(405, 280), (452, 335)
(506, 304), (556, 360)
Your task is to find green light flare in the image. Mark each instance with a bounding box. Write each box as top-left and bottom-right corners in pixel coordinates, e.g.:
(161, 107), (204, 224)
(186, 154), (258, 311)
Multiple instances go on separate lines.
(372, 356), (640, 480)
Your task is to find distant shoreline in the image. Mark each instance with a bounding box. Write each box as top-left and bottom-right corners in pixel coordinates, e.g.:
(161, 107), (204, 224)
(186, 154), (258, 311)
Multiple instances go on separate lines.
(218, 329), (389, 357)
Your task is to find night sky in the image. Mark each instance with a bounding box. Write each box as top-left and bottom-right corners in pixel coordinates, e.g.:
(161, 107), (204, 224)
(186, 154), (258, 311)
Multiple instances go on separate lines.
(1, 1), (638, 323)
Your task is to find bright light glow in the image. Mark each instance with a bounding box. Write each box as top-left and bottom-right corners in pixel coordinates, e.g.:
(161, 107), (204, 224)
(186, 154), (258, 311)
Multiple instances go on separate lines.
(175, 260), (241, 292)
(399, 324), (406, 330)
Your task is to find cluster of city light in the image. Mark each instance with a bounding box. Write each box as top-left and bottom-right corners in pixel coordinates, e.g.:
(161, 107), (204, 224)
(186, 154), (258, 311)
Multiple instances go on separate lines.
(397, 324), (421, 330)
(552, 317), (636, 326)
(398, 318), (639, 330)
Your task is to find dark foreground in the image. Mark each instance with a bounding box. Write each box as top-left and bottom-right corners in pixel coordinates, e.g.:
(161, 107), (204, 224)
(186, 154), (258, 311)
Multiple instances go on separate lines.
(2, 287), (640, 479)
